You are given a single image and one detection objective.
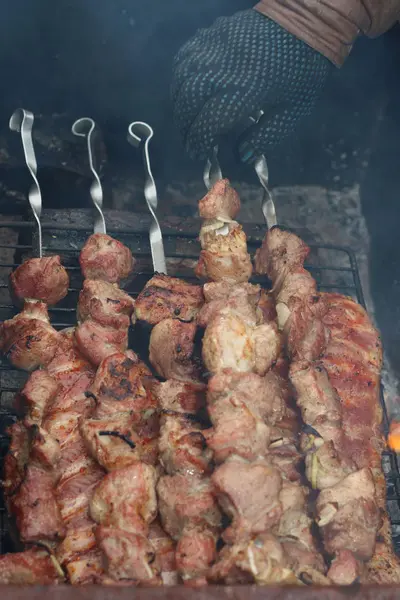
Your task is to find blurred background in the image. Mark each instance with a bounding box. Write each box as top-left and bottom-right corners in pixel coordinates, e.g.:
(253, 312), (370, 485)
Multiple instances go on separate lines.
(0, 0), (399, 394)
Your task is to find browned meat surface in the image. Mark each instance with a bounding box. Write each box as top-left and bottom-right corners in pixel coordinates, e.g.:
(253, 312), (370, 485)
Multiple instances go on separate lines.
(196, 221), (252, 284)
(90, 463), (159, 584)
(212, 456), (282, 544)
(89, 351), (156, 417)
(256, 226), (400, 584)
(153, 379), (207, 416)
(198, 178), (240, 221)
(79, 233), (135, 284)
(157, 474), (221, 585)
(0, 548), (64, 584)
(75, 320), (128, 367)
(159, 413), (211, 476)
(0, 300), (60, 370)
(135, 274), (204, 325)
(10, 255), (69, 306)
(78, 279), (135, 329)
(149, 319), (201, 382)
(96, 525), (161, 584)
(17, 369), (60, 426)
(80, 413), (158, 470)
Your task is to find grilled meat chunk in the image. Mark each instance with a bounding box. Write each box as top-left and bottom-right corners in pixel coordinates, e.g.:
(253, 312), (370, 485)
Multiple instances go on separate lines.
(96, 525), (161, 585)
(149, 521), (178, 586)
(202, 306), (280, 376)
(75, 320), (128, 367)
(149, 319), (201, 382)
(10, 255), (69, 306)
(159, 413), (211, 476)
(0, 300), (60, 370)
(18, 369), (60, 426)
(212, 456), (282, 544)
(198, 178), (240, 221)
(135, 274), (204, 325)
(90, 463), (158, 532)
(80, 412), (159, 470)
(157, 474), (221, 584)
(89, 351), (156, 417)
(196, 221), (252, 284)
(78, 279), (135, 329)
(79, 233), (135, 284)
(209, 534), (299, 585)
(0, 548), (64, 584)
(153, 379), (207, 416)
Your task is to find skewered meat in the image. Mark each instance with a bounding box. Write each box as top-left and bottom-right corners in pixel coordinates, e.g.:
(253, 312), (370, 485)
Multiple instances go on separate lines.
(153, 379), (207, 416)
(198, 179), (240, 221)
(209, 534), (299, 585)
(17, 369), (60, 426)
(159, 413), (211, 476)
(149, 319), (202, 382)
(75, 320), (128, 367)
(0, 300), (60, 370)
(148, 521), (178, 585)
(0, 548), (64, 584)
(90, 463), (160, 584)
(78, 279), (135, 329)
(212, 456), (282, 544)
(10, 255), (69, 306)
(255, 226), (400, 584)
(135, 274), (204, 325)
(157, 474), (221, 584)
(79, 233), (135, 284)
(202, 302), (280, 376)
(88, 351), (156, 417)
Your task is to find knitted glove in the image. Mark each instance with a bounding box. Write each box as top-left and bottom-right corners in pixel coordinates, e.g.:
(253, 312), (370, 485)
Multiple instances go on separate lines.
(172, 9), (332, 163)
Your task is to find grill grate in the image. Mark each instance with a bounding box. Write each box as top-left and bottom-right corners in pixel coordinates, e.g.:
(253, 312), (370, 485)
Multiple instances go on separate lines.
(0, 219), (399, 555)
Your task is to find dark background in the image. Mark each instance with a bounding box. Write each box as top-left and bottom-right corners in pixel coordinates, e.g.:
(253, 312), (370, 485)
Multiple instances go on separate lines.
(0, 0), (399, 373)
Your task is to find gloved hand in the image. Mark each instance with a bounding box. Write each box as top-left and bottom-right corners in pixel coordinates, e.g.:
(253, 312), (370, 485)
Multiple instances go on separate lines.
(172, 9), (332, 163)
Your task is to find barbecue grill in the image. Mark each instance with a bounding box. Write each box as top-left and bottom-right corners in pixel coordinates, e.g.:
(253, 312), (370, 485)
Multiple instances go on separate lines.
(1, 208), (400, 594)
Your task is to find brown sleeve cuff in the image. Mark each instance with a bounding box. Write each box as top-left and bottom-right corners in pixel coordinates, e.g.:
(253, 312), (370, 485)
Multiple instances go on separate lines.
(253, 0), (360, 67)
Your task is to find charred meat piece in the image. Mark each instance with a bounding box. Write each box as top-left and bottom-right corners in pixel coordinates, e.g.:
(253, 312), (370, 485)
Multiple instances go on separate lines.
(89, 351), (156, 417)
(212, 456), (282, 544)
(159, 413), (211, 476)
(78, 279), (135, 329)
(96, 525), (161, 585)
(75, 320), (128, 367)
(135, 274), (204, 326)
(196, 221), (252, 284)
(80, 412), (159, 470)
(10, 255), (69, 306)
(0, 548), (64, 584)
(254, 226), (310, 283)
(0, 300), (60, 370)
(149, 319), (201, 382)
(17, 369), (60, 426)
(79, 233), (135, 284)
(198, 178), (240, 221)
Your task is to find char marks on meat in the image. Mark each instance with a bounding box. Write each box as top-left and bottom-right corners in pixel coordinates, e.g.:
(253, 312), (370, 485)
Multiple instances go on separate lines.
(135, 274), (204, 325)
(78, 279), (135, 329)
(10, 255), (69, 306)
(149, 319), (201, 382)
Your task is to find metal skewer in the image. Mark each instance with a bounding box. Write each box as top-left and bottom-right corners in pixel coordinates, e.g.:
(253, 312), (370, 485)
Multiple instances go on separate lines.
(127, 121), (167, 275)
(72, 117), (106, 234)
(203, 145), (223, 191)
(9, 109), (43, 257)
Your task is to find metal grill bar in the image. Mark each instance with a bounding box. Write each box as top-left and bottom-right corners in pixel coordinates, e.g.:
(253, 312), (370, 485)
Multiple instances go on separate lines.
(0, 219), (398, 556)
